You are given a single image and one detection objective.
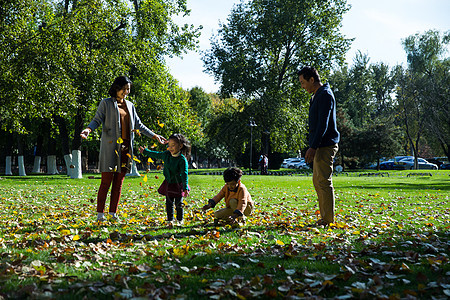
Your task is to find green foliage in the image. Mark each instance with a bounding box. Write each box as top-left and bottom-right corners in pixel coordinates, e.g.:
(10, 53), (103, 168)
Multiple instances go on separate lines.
(395, 30), (450, 164)
(203, 0), (352, 153)
(132, 63), (203, 147)
(330, 53), (401, 168)
(0, 0), (202, 157)
(188, 87), (212, 127)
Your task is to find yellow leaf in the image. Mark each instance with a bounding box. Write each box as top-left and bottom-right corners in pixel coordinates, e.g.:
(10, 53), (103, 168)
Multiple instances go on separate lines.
(157, 120), (164, 128)
(133, 157), (141, 163)
(150, 143), (157, 149)
(61, 230), (70, 236)
(117, 137), (123, 144)
(126, 153), (132, 158)
(115, 150), (119, 157)
(237, 294), (246, 300)
(143, 175), (148, 182)
(322, 280), (334, 286)
(147, 157), (154, 163)
(276, 239), (285, 246)
(352, 231), (360, 235)
(173, 248), (187, 256)
(72, 235), (80, 241)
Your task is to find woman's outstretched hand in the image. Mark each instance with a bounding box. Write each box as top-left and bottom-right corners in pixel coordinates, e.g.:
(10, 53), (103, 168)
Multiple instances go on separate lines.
(80, 128), (91, 139)
(154, 135), (168, 144)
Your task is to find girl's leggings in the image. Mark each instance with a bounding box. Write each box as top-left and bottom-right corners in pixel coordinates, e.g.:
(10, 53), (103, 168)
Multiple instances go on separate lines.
(166, 196), (184, 221)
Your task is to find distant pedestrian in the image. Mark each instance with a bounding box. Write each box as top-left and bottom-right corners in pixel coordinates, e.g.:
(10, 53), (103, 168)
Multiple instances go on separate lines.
(259, 154), (268, 175)
(80, 76), (167, 222)
(139, 133), (190, 227)
(202, 167), (254, 226)
(298, 66), (340, 226)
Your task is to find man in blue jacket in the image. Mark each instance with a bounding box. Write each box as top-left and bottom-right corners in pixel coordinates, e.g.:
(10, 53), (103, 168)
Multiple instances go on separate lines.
(298, 66), (340, 226)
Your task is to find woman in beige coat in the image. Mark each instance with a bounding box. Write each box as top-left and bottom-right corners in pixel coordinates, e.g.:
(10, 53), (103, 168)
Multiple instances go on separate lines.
(81, 76), (166, 222)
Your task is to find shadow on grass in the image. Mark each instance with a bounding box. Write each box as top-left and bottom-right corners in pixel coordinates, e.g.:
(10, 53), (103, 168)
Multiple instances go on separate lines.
(1, 219), (449, 299)
(338, 181), (450, 191)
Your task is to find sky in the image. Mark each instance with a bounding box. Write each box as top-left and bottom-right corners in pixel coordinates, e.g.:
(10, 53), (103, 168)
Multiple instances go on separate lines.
(166, 0), (450, 93)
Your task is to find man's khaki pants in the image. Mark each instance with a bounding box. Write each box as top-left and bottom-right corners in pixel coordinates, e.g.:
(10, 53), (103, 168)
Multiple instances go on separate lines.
(313, 144), (339, 224)
(214, 198), (253, 220)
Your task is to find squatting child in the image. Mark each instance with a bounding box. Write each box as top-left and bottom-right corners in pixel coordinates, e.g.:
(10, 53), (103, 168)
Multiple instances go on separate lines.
(139, 133), (190, 227)
(202, 167), (254, 226)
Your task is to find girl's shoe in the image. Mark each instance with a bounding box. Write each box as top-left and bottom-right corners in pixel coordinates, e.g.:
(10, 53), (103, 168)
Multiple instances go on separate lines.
(97, 215), (107, 222)
(167, 221), (174, 228)
(109, 213), (119, 222)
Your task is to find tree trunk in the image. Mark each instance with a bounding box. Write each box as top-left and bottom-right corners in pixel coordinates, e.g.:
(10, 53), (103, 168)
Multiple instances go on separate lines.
(70, 150), (82, 179)
(54, 115), (72, 176)
(127, 160), (141, 177)
(32, 133), (43, 173)
(47, 139), (59, 175)
(70, 108), (85, 179)
(17, 135), (26, 176)
(5, 131), (13, 175)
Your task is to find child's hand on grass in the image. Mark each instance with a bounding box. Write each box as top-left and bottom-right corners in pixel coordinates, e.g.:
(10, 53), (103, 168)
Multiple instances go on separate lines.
(202, 204), (211, 212)
(228, 215), (238, 225)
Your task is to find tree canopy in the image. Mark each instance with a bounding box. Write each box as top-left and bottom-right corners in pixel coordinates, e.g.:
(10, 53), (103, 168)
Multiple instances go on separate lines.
(203, 0), (352, 155)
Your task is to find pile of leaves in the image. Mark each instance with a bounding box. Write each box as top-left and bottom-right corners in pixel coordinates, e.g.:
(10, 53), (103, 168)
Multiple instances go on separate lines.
(0, 174), (448, 299)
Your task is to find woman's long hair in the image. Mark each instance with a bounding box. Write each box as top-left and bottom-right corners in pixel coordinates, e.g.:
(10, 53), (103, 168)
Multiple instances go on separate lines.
(108, 76), (132, 98)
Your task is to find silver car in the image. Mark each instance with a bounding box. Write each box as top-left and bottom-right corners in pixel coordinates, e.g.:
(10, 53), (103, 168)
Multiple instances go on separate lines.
(281, 158), (304, 169)
(397, 157), (438, 170)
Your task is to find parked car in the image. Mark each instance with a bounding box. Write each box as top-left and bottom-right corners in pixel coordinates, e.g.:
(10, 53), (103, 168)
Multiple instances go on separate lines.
(291, 160), (310, 170)
(281, 158), (304, 169)
(367, 157), (388, 169)
(379, 159), (395, 170)
(281, 158), (294, 168)
(397, 157), (438, 170)
(427, 157), (448, 168)
(440, 162), (450, 169)
(379, 156), (413, 170)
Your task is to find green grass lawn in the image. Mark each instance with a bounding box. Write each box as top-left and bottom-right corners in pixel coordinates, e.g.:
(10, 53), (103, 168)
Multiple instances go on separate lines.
(0, 170), (449, 299)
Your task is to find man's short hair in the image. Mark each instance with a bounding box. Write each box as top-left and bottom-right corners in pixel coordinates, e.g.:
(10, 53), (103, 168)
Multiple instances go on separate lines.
(297, 66), (321, 83)
(223, 167), (243, 182)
